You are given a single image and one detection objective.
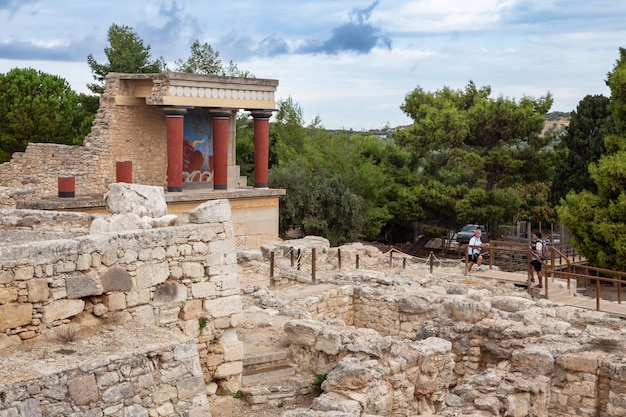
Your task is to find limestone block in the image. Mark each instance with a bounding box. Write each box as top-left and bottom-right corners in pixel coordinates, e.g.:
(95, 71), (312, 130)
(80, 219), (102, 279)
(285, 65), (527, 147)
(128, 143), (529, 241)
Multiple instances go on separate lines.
(0, 270), (15, 284)
(217, 374), (242, 395)
(153, 281), (187, 305)
(285, 320), (326, 347)
(180, 300), (203, 320)
(105, 183), (168, 218)
(132, 305), (155, 325)
(491, 296), (536, 313)
(136, 261), (169, 289)
(511, 348), (555, 376)
(102, 293), (126, 312)
(0, 287), (18, 304)
(101, 268), (132, 292)
(474, 396), (501, 415)
(223, 341), (244, 362)
(68, 374), (100, 406)
(0, 303), (33, 331)
(42, 299), (85, 323)
(108, 213), (151, 232)
(15, 266), (34, 281)
(442, 297), (490, 323)
(557, 352), (598, 374)
(203, 295), (242, 319)
(188, 199), (232, 224)
(126, 289), (151, 307)
(0, 333), (22, 349)
(312, 392), (362, 414)
(18, 399), (41, 417)
(66, 274), (102, 299)
(191, 282), (217, 299)
(214, 361), (243, 378)
(146, 214), (178, 228)
(315, 328), (343, 356)
(176, 376), (205, 400)
(182, 262), (205, 279)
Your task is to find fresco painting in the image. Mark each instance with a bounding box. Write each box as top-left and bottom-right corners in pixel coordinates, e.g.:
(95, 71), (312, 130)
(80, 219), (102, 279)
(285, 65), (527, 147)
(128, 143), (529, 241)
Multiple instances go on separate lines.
(183, 109), (213, 183)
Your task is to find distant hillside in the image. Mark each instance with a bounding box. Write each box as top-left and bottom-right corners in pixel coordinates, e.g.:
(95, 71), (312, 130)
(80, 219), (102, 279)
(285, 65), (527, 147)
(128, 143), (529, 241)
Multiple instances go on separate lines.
(542, 111), (570, 137)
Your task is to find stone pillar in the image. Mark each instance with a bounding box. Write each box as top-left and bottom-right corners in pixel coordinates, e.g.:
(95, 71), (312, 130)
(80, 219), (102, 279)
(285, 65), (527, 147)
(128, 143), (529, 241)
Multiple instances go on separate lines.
(116, 160), (132, 183)
(251, 111), (273, 188)
(58, 176), (75, 198)
(210, 110), (231, 190)
(164, 108), (187, 192)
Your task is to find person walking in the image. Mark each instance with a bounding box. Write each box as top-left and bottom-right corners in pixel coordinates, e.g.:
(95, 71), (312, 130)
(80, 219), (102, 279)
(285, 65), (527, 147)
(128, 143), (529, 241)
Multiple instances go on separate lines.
(467, 229), (487, 273)
(530, 232), (545, 288)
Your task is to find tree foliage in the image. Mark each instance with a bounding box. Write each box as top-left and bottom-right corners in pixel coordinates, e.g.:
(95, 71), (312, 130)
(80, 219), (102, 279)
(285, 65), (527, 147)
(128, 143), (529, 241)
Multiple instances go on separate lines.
(87, 24), (165, 94)
(395, 81), (555, 231)
(550, 95), (613, 205)
(0, 68), (94, 162)
(174, 40), (253, 77)
(557, 48), (626, 271)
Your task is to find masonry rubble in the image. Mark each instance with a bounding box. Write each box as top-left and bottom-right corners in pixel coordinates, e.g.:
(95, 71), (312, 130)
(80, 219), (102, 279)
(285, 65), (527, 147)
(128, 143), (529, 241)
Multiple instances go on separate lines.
(2, 191), (626, 416)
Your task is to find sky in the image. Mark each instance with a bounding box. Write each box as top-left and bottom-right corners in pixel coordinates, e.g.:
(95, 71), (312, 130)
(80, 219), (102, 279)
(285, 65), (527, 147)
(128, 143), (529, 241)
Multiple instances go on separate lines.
(0, 1), (624, 130)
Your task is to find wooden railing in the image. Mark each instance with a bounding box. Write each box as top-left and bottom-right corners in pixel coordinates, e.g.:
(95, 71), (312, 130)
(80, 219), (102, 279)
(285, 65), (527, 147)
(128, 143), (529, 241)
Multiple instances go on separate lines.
(466, 240), (624, 310)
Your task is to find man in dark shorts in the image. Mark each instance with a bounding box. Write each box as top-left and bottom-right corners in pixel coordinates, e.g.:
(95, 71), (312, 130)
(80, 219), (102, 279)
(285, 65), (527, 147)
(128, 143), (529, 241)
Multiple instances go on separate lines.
(530, 232), (544, 288)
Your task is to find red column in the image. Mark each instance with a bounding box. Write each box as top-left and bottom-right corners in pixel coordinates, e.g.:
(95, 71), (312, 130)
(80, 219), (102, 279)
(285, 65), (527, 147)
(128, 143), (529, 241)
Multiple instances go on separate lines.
(116, 160), (132, 183)
(252, 111), (273, 188)
(165, 108), (186, 192)
(211, 111), (231, 190)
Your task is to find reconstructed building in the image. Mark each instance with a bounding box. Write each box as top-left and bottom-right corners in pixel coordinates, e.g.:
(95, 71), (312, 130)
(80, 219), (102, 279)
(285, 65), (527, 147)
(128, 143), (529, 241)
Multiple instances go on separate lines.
(0, 72), (285, 248)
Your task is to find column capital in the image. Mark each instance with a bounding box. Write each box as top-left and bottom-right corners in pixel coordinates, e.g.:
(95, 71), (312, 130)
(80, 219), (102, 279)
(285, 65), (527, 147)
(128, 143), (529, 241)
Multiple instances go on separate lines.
(162, 106), (188, 117)
(208, 108), (237, 119)
(250, 110), (275, 120)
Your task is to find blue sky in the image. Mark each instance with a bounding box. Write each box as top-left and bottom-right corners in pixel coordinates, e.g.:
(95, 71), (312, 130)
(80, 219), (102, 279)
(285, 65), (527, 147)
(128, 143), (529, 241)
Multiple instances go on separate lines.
(0, 0), (624, 130)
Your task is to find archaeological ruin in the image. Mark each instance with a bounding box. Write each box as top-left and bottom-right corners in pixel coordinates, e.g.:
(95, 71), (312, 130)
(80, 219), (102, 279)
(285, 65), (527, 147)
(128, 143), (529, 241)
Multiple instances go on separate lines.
(0, 72), (626, 417)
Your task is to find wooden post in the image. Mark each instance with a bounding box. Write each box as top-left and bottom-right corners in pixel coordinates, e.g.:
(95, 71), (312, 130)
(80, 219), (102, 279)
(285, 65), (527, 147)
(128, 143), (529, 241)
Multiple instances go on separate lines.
(403, 257), (406, 269)
(338, 248), (342, 270)
(312, 248), (316, 284)
(429, 251), (434, 274)
(290, 247), (294, 267)
(389, 250), (393, 268)
(356, 254), (360, 269)
(270, 251), (275, 285)
(596, 279), (600, 311)
(297, 249), (301, 270)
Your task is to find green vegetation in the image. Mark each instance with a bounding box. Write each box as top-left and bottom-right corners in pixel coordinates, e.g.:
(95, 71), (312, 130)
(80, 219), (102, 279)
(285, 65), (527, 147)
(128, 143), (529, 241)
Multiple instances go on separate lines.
(2, 21), (626, 271)
(557, 48), (626, 271)
(233, 390), (244, 399)
(312, 373), (327, 395)
(198, 317), (208, 330)
(87, 24), (165, 94)
(0, 68), (95, 162)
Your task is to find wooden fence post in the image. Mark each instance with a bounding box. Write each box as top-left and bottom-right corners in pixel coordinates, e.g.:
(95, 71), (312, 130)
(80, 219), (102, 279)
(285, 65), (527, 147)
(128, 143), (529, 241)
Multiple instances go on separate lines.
(338, 248), (342, 270)
(297, 249), (301, 270)
(270, 251), (275, 286)
(290, 247), (294, 268)
(429, 251), (434, 274)
(356, 254), (360, 269)
(312, 248), (316, 284)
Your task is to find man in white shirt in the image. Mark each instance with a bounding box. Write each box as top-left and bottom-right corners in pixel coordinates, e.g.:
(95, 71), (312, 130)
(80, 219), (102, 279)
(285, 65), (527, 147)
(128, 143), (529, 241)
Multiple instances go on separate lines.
(467, 229), (487, 272)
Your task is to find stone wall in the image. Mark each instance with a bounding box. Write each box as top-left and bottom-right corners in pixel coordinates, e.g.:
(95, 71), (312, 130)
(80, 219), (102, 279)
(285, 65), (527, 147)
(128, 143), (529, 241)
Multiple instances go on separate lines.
(0, 325), (210, 416)
(284, 280), (626, 417)
(0, 212), (244, 395)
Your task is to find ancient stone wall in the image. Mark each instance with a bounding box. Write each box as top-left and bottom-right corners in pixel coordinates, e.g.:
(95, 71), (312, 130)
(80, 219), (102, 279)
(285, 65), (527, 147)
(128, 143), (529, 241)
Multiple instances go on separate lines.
(0, 325), (210, 416)
(0, 74), (169, 200)
(281, 273), (626, 417)
(0, 215), (243, 394)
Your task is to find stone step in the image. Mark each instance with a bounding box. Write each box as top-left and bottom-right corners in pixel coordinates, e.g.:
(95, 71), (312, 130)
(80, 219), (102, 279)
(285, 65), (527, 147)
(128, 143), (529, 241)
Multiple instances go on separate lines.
(242, 364), (296, 386)
(241, 377), (314, 406)
(243, 348), (290, 366)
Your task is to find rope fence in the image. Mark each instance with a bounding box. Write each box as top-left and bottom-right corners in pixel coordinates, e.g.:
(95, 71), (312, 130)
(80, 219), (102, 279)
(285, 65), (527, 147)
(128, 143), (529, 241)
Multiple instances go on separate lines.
(268, 246), (466, 286)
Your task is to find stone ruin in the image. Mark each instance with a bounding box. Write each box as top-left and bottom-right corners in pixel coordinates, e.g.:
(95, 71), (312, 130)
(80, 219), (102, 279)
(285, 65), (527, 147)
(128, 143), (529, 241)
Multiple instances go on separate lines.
(1, 183), (626, 417)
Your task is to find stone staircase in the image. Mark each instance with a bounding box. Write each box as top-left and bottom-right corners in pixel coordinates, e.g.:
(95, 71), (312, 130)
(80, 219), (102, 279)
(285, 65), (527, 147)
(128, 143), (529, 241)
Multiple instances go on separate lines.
(240, 347), (313, 406)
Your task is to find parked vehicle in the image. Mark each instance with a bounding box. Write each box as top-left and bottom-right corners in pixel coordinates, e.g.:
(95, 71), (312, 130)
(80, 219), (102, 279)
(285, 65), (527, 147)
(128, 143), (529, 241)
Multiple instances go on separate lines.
(455, 224), (488, 245)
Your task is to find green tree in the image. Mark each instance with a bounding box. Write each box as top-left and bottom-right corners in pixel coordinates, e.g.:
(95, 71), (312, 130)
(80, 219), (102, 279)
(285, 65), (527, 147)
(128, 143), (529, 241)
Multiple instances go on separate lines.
(396, 81), (554, 231)
(557, 48), (626, 271)
(0, 68), (93, 162)
(174, 40), (252, 77)
(550, 95), (613, 205)
(87, 24), (165, 94)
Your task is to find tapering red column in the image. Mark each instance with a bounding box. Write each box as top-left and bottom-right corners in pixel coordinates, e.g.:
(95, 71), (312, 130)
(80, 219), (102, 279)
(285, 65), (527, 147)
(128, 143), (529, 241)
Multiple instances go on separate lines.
(211, 111), (231, 190)
(165, 108), (187, 192)
(252, 111), (273, 188)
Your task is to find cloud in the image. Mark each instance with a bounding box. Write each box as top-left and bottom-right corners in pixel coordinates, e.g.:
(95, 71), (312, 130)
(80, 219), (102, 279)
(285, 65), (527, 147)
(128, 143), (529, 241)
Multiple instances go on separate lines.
(297, 1), (391, 55)
(0, 0), (37, 15)
(0, 37), (95, 62)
